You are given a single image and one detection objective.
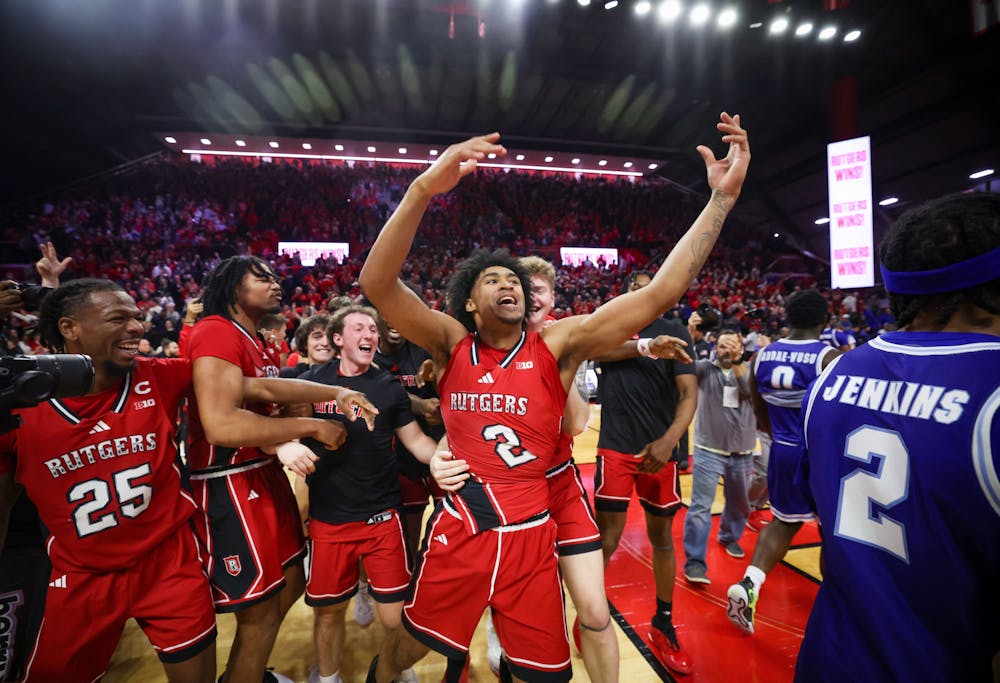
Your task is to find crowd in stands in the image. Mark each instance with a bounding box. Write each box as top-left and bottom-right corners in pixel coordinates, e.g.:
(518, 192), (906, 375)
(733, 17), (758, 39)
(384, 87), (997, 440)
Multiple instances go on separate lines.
(1, 156), (895, 355)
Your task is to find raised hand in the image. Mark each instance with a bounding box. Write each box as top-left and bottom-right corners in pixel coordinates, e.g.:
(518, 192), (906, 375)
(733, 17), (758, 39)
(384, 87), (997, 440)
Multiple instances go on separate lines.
(36, 241), (72, 288)
(412, 133), (506, 198)
(697, 112), (750, 201)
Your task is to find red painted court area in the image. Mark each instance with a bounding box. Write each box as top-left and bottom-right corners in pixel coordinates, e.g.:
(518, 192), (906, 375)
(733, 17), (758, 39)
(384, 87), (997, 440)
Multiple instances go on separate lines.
(578, 462), (822, 682)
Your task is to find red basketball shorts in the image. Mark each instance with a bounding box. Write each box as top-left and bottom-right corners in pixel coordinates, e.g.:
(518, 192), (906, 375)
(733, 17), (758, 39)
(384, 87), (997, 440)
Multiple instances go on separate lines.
(399, 473), (447, 514)
(191, 459), (306, 612)
(594, 448), (682, 516)
(23, 527), (215, 681)
(546, 459), (601, 556)
(403, 508), (571, 682)
(305, 511), (411, 606)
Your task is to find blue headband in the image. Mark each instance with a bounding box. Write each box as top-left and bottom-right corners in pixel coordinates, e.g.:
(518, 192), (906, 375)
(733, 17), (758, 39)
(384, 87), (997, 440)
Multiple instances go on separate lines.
(880, 244), (1000, 295)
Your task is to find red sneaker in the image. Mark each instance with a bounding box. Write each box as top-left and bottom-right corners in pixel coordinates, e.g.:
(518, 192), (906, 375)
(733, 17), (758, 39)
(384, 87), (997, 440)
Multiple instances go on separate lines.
(746, 508), (773, 532)
(572, 616), (582, 653)
(649, 627), (693, 675)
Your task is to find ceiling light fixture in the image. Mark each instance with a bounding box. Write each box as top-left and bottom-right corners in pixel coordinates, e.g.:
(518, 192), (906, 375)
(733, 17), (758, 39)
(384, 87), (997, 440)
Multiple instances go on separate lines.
(689, 3), (710, 25)
(815, 217), (830, 225)
(878, 197), (898, 206)
(769, 16), (789, 34)
(818, 25), (837, 40)
(658, 0), (683, 23)
(716, 7), (737, 28)
(969, 168), (994, 179)
(164, 136), (177, 144)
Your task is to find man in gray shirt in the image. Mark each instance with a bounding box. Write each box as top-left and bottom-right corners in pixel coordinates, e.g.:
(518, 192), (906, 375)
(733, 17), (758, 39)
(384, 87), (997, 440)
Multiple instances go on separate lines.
(682, 329), (757, 585)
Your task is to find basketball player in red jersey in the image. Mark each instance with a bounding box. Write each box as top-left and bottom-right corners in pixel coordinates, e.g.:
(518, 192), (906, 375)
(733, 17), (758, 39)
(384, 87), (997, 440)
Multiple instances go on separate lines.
(186, 256), (377, 683)
(360, 112), (750, 682)
(0, 279), (374, 682)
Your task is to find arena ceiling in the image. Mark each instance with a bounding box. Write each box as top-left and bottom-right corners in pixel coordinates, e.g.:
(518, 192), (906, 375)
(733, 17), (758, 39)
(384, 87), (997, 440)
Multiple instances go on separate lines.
(2, 0), (998, 258)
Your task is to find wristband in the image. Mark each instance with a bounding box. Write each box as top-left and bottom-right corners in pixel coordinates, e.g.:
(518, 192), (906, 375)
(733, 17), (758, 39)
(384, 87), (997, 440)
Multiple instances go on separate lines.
(637, 337), (659, 359)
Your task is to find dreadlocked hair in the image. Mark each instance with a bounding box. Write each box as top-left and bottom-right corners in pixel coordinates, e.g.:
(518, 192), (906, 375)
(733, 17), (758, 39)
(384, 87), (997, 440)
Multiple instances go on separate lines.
(445, 249), (534, 332)
(879, 191), (1000, 328)
(785, 289), (829, 330)
(200, 256), (275, 320)
(38, 278), (125, 351)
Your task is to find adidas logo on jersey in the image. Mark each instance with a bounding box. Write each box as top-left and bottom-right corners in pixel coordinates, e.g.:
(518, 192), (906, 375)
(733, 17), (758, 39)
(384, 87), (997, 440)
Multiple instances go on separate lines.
(88, 420), (111, 435)
(434, 534), (448, 546)
(247, 490), (260, 501)
(48, 575), (68, 589)
(477, 372), (495, 384)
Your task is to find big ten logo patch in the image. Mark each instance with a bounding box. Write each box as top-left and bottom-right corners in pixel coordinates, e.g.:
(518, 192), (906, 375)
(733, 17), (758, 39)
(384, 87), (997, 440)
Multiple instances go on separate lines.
(0, 591), (24, 679)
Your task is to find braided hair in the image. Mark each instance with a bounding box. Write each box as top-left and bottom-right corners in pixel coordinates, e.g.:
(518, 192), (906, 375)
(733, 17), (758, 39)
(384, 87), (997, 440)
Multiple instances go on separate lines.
(38, 278), (124, 351)
(879, 192), (1000, 328)
(200, 256), (275, 320)
(445, 249), (533, 332)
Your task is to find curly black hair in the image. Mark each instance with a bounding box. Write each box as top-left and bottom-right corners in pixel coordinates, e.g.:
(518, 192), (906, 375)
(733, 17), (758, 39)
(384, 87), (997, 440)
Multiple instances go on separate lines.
(445, 249), (534, 332)
(38, 278), (125, 350)
(200, 256), (276, 320)
(879, 191), (1000, 328)
(785, 289), (829, 330)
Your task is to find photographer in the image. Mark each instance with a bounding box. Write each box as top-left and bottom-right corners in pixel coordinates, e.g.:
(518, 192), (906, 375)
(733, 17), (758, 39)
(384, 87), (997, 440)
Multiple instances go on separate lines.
(0, 241), (70, 682)
(687, 304), (720, 362)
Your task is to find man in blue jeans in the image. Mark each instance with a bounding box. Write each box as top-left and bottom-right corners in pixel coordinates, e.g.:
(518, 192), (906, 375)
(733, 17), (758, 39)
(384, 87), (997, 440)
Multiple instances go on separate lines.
(683, 329), (757, 585)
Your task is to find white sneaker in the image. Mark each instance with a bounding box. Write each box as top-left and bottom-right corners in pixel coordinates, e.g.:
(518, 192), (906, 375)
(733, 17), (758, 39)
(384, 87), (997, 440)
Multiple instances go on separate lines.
(485, 610), (502, 675)
(394, 668), (418, 683)
(354, 580), (375, 627)
(306, 666), (343, 683)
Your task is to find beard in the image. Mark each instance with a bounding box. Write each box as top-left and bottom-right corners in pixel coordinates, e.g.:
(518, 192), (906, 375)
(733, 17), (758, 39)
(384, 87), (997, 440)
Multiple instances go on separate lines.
(102, 358), (133, 378)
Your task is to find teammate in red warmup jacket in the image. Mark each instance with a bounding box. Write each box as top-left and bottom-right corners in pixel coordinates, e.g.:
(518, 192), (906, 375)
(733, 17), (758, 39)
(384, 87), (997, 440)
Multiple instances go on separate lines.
(360, 112), (750, 683)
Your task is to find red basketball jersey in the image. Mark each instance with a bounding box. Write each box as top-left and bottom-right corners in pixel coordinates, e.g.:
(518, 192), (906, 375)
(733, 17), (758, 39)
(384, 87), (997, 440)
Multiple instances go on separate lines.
(438, 331), (568, 532)
(0, 358), (196, 572)
(185, 315), (279, 470)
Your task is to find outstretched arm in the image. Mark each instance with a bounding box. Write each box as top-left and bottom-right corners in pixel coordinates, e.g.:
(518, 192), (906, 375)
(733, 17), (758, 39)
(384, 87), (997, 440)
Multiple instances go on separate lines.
(543, 113), (750, 374)
(359, 134), (506, 363)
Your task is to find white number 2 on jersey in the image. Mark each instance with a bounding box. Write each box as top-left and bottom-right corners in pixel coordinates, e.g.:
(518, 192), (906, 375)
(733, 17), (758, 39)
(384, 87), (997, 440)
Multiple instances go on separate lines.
(482, 424), (537, 468)
(835, 426), (909, 562)
(68, 463), (153, 538)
